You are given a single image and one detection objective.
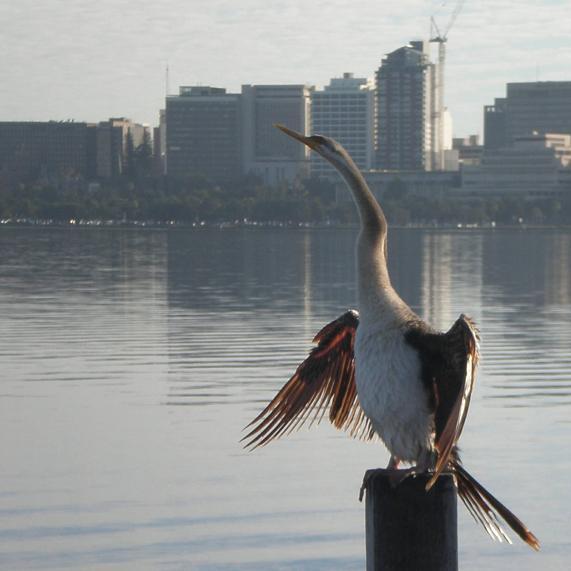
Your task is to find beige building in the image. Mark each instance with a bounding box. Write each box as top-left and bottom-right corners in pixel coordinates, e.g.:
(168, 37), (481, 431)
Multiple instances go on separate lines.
(241, 84), (313, 185)
(96, 118), (149, 178)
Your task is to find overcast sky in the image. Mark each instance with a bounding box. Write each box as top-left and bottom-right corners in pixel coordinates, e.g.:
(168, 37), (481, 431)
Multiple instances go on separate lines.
(1, 0), (569, 137)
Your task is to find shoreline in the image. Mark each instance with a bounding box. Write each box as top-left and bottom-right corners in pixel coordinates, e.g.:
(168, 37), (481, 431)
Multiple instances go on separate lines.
(1, 219), (570, 231)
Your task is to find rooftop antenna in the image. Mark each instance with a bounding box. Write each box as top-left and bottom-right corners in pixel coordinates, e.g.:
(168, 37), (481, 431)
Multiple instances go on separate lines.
(165, 63), (170, 97)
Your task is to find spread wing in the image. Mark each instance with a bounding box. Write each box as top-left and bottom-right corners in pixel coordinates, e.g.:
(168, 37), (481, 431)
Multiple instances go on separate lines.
(242, 310), (373, 449)
(427, 314), (480, 489)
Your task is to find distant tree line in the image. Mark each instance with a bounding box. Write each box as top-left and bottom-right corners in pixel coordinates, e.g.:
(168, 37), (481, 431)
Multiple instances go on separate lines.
(1, 160), (571, 226)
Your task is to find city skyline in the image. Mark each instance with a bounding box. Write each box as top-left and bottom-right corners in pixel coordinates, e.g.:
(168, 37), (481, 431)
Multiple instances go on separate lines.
(2, 0), (570, 137)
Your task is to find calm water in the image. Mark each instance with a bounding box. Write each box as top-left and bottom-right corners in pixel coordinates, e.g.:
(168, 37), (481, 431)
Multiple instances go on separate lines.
(1, 226), (570, 570)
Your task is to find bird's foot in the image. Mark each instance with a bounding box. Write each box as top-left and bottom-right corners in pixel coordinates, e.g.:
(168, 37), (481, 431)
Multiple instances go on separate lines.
(359, 466), (406, 501)
(386, 455), (401, 469)
(386, 466), (418, 488)
(359, 458), (436, 500)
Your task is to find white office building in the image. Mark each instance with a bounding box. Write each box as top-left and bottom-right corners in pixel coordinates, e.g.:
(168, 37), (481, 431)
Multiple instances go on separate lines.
(241, 84), (313, 185)
(310, 73), (375, 180)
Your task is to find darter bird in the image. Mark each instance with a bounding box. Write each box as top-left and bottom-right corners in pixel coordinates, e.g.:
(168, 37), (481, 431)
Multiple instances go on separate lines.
(242, 124), (539, 550)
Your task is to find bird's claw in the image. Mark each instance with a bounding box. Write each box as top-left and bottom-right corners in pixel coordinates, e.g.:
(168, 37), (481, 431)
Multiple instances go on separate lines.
(359, 468), (409, 501)
(359, 464), (436, 500)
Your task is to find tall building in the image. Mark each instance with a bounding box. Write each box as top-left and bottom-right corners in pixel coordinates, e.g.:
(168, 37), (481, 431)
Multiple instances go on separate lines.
(95, 118), (149, 178)
(153, 109), (167, 176)
(375, 41), (440, 171)
(483, 98), (508, 149)
(166, 86), (241, 183)
(462, 133), (571, 198)
(310, 73), (374, 180)
(241, 84), (312, 184)
(484, 82), (571, 149)
(0, 121), (96, 183)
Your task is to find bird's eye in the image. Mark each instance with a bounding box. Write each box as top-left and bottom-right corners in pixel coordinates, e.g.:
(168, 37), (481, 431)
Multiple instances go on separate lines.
(310, 135), (330, 148)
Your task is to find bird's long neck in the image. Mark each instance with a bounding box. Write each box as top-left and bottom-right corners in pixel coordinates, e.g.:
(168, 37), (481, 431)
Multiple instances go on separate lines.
(337, 158), (399, 321)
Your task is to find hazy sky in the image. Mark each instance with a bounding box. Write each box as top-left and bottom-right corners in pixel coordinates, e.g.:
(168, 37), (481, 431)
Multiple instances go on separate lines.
(1, 0), (569, 137)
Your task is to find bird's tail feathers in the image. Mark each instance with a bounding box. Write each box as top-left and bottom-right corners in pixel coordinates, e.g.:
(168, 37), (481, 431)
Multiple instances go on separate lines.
(453, 461), (539, 551)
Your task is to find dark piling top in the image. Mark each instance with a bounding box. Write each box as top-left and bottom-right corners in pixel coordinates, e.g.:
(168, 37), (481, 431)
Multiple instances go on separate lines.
(362, 469), (458, 571)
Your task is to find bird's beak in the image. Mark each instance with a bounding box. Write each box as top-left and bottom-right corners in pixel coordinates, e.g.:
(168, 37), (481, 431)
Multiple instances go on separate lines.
(275, 124), (318, 150)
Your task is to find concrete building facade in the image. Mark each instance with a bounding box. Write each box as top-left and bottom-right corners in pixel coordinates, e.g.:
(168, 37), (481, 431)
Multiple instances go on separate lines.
(0, 121), (96, 182)
(484, 82), (571, 149)
(310, 73), (374, 180)
(241, 84), (312, 185)
(462, 133), (571, 198)
(165, 86), (242, 183)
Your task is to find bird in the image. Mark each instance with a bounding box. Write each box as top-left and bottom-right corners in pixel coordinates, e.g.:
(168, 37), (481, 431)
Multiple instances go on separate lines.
(242, 124), (539, 551)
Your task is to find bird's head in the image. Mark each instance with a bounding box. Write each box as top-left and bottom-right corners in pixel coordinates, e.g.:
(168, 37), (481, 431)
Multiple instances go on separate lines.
(275, 124), (353, 173)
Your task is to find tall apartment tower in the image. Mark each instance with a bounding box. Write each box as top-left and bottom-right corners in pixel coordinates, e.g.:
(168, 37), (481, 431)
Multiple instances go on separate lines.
(484, 82), (571, 149)
(241, 84), (313, 184)
(375, 41), (438, 171)
(165, 86), (241, 183)
(310, 73), (375, 180)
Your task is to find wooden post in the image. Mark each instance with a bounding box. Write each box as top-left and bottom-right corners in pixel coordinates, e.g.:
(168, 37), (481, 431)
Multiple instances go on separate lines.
(362, 469), (458, 571)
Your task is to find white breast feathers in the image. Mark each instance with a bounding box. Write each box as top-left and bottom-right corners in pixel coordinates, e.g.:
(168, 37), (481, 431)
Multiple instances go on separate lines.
(354, 325), (434, 463)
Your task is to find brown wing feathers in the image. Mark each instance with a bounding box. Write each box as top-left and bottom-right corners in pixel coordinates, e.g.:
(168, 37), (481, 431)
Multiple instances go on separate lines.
(242, 310), (373, 449)
(454, 460), (540, 551)
(427, 314), (481, 490)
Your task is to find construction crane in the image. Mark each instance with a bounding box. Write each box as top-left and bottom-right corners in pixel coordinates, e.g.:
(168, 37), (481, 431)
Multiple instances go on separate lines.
(429, 0), (466, 170)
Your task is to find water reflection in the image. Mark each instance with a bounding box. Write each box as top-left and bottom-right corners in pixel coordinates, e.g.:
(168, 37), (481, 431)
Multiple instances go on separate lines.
(1, 227), (570, 570)
(164, 228), (571, 411)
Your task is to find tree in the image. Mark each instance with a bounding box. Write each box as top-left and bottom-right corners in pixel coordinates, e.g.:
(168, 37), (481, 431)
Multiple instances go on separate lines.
(124, 131), (135, 178)
(384, 178), (408, 201)
(134, 130), (153, 178)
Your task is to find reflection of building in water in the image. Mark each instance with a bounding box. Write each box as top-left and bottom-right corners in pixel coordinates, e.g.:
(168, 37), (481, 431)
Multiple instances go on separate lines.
(544, 233), (571, 305)
(481, 230), (568, 307)
(420, 232), (483, 329)
(302, 231), (313, 339)
(421, 233), (452, 329)
(385, 229), (424, 313)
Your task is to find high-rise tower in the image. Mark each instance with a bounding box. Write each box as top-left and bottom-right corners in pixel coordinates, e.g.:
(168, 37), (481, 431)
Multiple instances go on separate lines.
(375, 41), (436, 171)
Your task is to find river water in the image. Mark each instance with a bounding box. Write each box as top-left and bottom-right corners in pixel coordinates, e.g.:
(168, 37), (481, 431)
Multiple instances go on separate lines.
(1, 226), (570, 570)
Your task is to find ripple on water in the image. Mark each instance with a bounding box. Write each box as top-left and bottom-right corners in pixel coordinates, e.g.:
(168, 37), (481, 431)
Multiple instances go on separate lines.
(1, 227), (570, 570)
